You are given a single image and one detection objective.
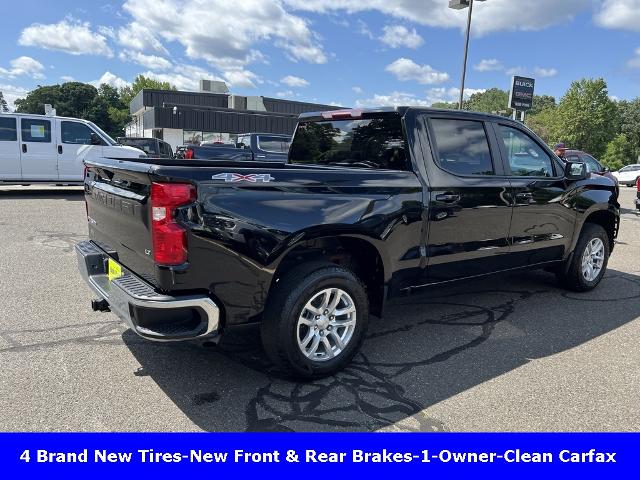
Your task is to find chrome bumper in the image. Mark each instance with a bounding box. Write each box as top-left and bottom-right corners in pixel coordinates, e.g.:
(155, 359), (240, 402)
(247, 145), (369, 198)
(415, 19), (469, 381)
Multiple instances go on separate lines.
(76, 240), (220, 342)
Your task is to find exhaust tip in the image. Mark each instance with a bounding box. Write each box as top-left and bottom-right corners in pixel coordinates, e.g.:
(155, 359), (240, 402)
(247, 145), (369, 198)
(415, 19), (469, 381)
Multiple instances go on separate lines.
(91, 298), (110, 312)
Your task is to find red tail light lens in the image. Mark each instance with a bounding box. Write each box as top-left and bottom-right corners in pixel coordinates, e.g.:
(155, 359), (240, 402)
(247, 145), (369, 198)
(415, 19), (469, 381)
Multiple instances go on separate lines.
(637, 176), (640, 192)
(184, 148), (194, 159)
(150, 182), (196, 265)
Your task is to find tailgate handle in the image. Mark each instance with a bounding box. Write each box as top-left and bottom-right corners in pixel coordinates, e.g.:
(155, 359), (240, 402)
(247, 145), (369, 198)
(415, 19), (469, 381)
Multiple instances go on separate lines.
(58, 145), (63, 154)
(436, 193), (461, 203)
(22, 144), (27, 153)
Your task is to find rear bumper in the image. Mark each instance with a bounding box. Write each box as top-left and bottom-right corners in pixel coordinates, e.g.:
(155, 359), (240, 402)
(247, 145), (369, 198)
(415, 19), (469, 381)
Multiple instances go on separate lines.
(76, 240), (220, 342)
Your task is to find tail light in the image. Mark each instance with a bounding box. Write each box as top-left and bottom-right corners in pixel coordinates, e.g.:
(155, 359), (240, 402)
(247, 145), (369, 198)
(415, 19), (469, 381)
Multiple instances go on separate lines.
(636, 177), (640, 192)
(150, 182), (196, 265)
(184, 148), (194, 159)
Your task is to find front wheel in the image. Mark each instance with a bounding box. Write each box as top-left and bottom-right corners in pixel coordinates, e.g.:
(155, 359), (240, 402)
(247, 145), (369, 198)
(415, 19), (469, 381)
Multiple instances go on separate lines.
(557, 223), (610, 292)
(261, 262), (369, 379)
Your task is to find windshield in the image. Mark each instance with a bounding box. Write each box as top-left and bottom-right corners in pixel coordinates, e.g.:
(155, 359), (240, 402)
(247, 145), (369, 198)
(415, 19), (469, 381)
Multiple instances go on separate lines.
(123, 139), (156, 154)
(87, 121), (117, 146)
(257, 135), (291, 154)
(289, 116), (408, 170)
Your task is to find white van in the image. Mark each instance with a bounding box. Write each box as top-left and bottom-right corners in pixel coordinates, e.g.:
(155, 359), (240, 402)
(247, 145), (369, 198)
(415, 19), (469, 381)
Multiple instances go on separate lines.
(0, 112), (144, 184)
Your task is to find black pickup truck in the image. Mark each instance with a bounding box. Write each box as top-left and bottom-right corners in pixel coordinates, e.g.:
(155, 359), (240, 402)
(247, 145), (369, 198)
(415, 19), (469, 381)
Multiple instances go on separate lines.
(76, 107), (619, 378)
(178, 133), (291, 162)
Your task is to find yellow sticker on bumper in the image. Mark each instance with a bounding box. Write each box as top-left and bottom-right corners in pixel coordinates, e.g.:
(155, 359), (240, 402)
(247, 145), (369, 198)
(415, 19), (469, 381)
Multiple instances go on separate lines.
(108, 258), (123, 281)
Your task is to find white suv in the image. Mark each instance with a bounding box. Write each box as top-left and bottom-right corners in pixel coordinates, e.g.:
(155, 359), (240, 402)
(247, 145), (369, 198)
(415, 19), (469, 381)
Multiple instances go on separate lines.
(612, 164), (640, 187)
(0, 112), (144, 185)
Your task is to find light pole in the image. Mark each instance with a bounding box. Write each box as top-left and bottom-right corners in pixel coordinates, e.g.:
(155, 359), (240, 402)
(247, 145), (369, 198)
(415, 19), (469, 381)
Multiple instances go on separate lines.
(449, 0), (486, 109)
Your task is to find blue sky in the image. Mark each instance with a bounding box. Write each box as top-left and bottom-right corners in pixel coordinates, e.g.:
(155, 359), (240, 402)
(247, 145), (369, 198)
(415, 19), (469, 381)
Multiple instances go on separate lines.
(1, 0), (639, 110)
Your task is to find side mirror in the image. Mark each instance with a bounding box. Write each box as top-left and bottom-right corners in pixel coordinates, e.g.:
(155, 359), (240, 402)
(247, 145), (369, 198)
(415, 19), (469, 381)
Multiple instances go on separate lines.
(565, 161), (588, 181)
(90, 132), (102, 146)
(602, 166), (610, 173)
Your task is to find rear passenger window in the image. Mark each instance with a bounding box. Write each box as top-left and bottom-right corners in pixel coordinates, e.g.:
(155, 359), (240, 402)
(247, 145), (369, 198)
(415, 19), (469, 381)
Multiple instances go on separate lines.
(430, 119), (494, 176)
(0, 117), (17, 141)
(21, 119), (51, 143)
(498, 125), (554, 177)
(61, 121), (92, 144)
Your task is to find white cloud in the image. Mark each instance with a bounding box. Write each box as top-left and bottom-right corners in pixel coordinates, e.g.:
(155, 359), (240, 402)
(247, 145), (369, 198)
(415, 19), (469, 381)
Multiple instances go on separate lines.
(352, 86), (363, 94)
(357, 19), (374, 39)
(276, 90), (301, 98)
(385, 58), (449, 85)
(426, 87), (486, 105)
(281, 75), (309, 87)
(534, 67), (558, 78)
(379, 25), (423, 49)
(91, 71), (130, 89)
(595, 0), (640, 31)
(121, 0), (327, 70)
(118, 50), (172, 70)
(222, 69), (261, 88)
(283, 0), (589, 36)
(141, 65), (225, 91)
(0, 83), (29, 111)
(116, 22), (168, 54)
(506, 66), (526, 76)
(474, 58), (503, 72)
(355, 87), (486, 108)
(0, 56), (45, 80)
(61, 75), (75, 82)
(627, 47), (640, 68)
(356, 91), (431, 108)
(19, 18), (113, 57)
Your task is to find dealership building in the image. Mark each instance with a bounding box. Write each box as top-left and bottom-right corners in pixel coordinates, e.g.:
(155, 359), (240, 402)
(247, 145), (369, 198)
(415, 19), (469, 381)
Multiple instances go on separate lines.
(126, 80), (340, 149)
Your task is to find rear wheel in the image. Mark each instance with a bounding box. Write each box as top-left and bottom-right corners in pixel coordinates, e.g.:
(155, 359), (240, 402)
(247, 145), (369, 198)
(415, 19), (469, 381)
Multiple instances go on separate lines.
(261, 262), (369, 379)
(557, 223), (610, 292)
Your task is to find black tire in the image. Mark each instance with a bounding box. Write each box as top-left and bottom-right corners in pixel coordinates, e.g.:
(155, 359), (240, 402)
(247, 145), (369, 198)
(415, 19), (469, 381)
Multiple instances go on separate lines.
(556, 223), (610, 292)
(261, 262), (369, 380)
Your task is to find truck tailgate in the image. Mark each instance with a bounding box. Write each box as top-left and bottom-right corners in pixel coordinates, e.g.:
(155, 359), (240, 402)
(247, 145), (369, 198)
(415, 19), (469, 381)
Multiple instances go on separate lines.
(85, 163), (158, 286)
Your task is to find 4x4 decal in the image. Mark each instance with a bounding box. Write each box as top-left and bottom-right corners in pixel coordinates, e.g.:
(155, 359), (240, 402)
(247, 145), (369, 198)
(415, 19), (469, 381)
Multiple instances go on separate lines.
(211, 173), (275, 183)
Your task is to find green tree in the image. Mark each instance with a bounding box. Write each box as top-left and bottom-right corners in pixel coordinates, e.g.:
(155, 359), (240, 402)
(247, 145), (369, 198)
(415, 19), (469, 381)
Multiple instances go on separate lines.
(617, 98), (640, 161)
(119, 75), (176, 106)
(526, 108), (561, 145)
(556, 78), (618, 158)
(601, 134), (634, 171)
(466, 88), (509, 113)
(87, 84), (129, 137)
(0, 91), (8, 112)
(431, 101), (458, 110)
(15, 82), (98, 117)
(529, 94), (556, 116)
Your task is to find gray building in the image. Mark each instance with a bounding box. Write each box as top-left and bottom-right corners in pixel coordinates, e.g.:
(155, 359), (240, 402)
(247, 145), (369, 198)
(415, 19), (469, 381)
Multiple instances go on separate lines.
(126, 82), (341, 150)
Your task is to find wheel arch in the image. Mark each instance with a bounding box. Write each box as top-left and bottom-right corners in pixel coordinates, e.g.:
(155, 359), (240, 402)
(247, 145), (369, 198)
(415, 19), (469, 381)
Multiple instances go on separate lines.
(270, 235), (387, 317)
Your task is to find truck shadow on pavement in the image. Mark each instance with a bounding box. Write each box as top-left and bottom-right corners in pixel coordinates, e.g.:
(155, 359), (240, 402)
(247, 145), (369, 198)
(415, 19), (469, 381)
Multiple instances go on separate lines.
(123, 268), (640, 432)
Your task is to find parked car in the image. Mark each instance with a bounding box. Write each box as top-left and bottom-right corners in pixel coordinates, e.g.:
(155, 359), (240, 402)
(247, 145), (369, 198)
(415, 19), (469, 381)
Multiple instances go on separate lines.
(611, 163), (640, 187)
(181, 133), (291, 161)
(117, 137), (173, 158)
(563, 150), (618, 186)
(0, 112), (143, 185)
(76, 107), (619, 379)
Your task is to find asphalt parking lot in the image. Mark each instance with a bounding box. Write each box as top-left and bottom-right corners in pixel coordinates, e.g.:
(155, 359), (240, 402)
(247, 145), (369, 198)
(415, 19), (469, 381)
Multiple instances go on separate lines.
(1, 185), (639, 432)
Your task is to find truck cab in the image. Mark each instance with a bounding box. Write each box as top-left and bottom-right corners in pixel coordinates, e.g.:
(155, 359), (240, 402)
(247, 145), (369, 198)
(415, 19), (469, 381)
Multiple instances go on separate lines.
(76, 107), (619, 379)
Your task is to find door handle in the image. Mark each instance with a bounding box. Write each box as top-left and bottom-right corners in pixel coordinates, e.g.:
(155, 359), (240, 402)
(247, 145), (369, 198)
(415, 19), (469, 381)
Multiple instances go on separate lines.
(435, 193), (461, 203)
(22, 144), (27, 153)
(58, 145), (63, 154)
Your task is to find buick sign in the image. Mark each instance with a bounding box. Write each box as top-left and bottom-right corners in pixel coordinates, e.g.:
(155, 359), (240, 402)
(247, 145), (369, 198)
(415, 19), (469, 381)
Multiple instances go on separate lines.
(509, 76), (535, 111)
